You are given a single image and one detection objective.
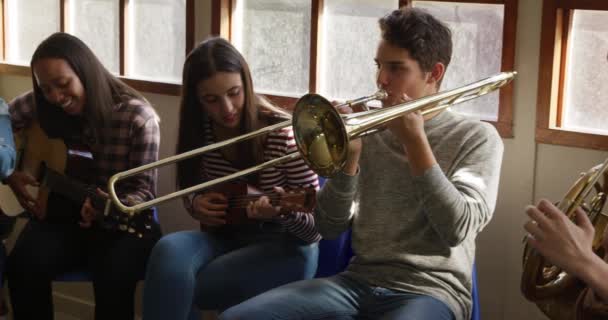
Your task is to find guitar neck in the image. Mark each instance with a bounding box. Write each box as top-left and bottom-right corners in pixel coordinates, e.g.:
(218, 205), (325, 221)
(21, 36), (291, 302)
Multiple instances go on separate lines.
(41, 166), (107, 210)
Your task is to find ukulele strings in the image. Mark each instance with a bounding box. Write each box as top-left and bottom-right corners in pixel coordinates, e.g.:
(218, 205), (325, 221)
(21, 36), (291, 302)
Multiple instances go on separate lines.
(227, 193), (305, 208)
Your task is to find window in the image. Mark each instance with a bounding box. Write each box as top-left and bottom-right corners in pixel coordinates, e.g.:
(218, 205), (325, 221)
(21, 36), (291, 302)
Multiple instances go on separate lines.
(413, 1), (504, 121)
(233, 0), (312, 96)
(0, 0), (195, 95)
(128, 0), (188, 83)
(5, 0), (60, 65)
(320, 0), (397, 101)
(536, 0), (608, 150)
(70, 0), (120, 73)
(213, 0), (517, 137)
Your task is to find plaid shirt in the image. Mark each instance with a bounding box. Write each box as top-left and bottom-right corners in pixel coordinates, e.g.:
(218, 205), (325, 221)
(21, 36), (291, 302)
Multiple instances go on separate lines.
(9, 91), (160, 210)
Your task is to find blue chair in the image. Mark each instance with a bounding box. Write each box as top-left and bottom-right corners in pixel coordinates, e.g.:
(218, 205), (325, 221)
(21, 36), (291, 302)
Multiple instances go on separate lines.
(314, 177), (353, 278)
(313, 178), (481, 319)
(314, 228), (353, 278)
(471, 264), (481, 320)
(55, 208), (159, 282)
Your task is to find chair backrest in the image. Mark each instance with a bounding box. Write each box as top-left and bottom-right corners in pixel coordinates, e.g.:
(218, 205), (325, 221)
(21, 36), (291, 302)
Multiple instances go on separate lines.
(315, 229), (353, 278)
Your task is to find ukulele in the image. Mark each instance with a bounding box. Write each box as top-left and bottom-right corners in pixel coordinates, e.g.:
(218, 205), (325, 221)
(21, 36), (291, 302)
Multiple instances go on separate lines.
(199, 181), (316, 229)
(0, 121), (154, 237)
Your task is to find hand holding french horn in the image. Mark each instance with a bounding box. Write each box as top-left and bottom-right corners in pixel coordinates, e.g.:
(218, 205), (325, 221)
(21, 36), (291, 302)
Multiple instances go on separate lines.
(524, 199), (601, 280)
(521, 158), (608, 319)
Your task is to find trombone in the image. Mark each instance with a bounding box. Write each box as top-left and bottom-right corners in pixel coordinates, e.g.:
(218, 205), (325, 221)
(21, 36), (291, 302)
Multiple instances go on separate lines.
(108, 71), (516, 215)
(107, 90), (388, 215)
(293, 71), (517, 177)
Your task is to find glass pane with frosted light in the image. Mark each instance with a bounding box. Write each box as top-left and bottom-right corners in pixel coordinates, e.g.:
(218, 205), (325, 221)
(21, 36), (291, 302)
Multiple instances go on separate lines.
(127, 0), (186, 83)
(320, 0), (398, 102)
(414, 1), (504, 121)
(562, 10), (608, 135)
(233, 0), (311, 96)
(5, 0), (60, 65)
(69, 0), (119, 74)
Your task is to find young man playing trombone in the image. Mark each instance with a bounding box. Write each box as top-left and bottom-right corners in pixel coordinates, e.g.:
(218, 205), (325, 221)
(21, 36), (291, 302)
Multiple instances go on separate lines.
(220, 7), (504, 320)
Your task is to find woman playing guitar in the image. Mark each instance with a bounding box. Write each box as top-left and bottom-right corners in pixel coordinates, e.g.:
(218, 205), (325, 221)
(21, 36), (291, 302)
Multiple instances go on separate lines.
(5, 32), (161, 320)
(142, 37), (321, 320)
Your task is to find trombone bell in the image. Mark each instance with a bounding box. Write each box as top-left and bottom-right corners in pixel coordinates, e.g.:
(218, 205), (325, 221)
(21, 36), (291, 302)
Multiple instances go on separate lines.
(292, 94), (349, 178)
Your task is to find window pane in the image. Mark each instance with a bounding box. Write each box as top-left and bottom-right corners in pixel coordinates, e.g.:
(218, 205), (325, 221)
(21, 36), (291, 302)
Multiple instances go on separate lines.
(69, 0), (120, 74)
(233, 0), (311, 96)
(128, 0), (186, 83)
(320, 0), (397, 101)
(413, 1), (504, 121)
(563, 10), (608, 135)
(5, 0), (60, 65)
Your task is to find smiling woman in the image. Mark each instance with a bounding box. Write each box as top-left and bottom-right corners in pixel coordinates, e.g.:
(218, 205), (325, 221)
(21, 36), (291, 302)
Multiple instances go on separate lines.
(4, 32), (162, 320)
(141, 37), (322, 320)
(32, 58), (85, 116)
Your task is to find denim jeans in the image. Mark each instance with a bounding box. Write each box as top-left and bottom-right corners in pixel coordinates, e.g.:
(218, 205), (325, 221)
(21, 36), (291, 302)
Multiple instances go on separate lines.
(142, 228), (319, 320)
(219, 273), (455, 320)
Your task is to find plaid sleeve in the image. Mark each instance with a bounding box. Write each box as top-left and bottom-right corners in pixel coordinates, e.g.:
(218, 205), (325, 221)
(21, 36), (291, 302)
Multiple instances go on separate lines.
(8, 91), (36, 131)
(117, 108), (160, 208)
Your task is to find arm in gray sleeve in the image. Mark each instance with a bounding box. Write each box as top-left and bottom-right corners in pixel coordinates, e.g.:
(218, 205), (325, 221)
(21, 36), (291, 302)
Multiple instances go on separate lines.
(313, 171), (359, 239)
(0, 99), (16, 181)
(413, 124), (504, 247)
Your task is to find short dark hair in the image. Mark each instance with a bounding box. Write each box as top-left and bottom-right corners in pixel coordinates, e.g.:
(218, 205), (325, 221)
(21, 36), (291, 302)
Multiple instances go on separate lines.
(379, 7), (452, 73)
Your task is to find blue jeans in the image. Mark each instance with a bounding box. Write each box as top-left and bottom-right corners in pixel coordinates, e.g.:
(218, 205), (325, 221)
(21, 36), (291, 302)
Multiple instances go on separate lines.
(142, 229), (319, 320)
(220, 273), (455, 320)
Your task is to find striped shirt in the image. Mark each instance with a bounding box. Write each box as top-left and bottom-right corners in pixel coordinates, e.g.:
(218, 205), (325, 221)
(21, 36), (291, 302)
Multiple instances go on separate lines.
(9, 91), (160, 212)
(200, 119), (321, 244)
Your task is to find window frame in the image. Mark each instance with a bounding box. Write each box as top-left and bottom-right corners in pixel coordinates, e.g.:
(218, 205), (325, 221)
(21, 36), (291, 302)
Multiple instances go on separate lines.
(212, 0), (518, 138)
(536, 0), (608, 150)
(0, 0), (194, 96)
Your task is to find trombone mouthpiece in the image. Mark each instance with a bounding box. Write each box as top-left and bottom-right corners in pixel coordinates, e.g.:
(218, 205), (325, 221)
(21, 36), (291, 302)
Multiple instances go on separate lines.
(375, 89), (388, 100)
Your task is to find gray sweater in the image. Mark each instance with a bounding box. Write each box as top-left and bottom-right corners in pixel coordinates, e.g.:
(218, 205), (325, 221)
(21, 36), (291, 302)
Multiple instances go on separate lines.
(315, 110), (504, 320)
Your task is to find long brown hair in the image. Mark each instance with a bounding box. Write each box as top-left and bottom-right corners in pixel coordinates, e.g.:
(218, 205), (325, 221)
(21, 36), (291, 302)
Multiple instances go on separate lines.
(177, 37), (279, 190)
(30, 32), (150, 143)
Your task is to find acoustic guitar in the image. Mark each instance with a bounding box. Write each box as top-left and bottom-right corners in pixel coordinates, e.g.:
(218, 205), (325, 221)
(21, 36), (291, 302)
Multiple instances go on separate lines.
(0, 121), (155, 238)
(198, 181), (316, 230)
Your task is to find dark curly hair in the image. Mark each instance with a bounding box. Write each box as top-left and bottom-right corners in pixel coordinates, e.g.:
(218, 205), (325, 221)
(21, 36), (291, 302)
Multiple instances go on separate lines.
(379, 7), (452, 82)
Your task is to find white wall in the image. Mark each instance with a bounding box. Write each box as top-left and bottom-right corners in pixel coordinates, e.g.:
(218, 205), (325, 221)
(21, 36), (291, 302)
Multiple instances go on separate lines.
(476, 1), (608, 319)
(1, 0), (607, 319)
